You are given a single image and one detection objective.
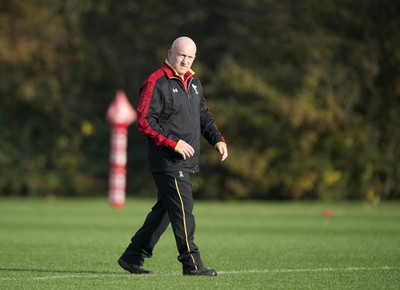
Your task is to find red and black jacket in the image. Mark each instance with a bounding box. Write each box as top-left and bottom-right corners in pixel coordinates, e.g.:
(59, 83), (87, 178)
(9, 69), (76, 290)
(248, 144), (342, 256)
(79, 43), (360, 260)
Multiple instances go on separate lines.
(136, 60), (225, 173)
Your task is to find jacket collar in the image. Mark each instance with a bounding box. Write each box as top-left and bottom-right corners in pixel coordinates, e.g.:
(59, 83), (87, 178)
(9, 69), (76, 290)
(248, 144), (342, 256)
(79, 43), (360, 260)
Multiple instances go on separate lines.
(162, 59), (195, 81)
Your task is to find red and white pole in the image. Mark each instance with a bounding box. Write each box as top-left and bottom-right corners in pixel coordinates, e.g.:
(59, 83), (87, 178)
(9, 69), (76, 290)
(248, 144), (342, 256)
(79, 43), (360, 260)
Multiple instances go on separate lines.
(106, 90), (136, 208)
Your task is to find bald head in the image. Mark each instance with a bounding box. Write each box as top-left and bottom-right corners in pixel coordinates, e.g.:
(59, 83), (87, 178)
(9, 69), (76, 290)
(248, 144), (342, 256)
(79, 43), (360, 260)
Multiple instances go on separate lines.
(168, 36), (197, 77)
(171, 36), (197, 54)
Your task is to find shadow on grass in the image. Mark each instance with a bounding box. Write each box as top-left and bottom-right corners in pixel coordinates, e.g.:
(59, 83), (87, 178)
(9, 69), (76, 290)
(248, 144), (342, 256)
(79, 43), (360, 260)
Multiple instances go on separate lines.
(0, 267), (122, 275)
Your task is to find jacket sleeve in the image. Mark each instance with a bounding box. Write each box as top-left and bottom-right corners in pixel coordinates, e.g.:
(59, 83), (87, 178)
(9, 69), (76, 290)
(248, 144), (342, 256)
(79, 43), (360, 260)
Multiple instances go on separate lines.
(200, 94), (226, 146)
(136, 79), (179, 150)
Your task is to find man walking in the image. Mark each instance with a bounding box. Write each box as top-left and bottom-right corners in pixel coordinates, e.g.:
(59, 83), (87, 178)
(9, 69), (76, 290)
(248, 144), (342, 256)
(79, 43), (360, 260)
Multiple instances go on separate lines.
(118, 36), (228, 276)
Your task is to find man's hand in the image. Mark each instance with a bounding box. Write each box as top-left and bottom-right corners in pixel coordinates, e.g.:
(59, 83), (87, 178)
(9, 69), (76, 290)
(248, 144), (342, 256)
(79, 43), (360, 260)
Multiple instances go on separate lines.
(174, 140), (195, 160)
(215, 142), (228, 162)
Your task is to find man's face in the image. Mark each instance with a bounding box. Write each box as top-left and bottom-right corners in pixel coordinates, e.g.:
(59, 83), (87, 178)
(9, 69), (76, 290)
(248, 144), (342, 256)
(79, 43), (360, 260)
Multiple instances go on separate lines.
(168, 42), (196, 76)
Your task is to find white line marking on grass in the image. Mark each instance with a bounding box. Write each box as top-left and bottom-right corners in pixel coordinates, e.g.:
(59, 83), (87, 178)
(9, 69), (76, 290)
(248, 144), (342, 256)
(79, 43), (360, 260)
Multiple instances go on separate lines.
(0, 273), (129, 282)
(218, 266), (400, 275)
(0, 266), (399, 281)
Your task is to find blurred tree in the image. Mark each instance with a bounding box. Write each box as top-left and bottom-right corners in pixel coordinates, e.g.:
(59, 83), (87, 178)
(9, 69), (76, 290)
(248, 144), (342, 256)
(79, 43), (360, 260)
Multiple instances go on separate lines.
(193, 0), (400, 200)
(0, 0), (398, 200)
(0, 0), (93, 196)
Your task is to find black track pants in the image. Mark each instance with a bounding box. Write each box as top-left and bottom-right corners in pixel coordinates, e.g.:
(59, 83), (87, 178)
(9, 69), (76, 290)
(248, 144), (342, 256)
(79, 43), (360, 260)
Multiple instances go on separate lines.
(121, 171), (203, 270)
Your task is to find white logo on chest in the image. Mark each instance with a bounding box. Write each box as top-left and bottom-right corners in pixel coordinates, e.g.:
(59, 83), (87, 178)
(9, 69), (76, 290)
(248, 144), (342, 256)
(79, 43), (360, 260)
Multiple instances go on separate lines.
(172, 88), (178, 93)
(191, 84), (199, 94)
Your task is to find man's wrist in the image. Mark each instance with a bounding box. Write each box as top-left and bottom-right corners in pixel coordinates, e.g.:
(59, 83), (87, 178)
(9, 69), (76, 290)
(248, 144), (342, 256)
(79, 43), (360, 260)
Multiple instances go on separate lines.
(214, 141), (226, 148)
(174, 140), (183, 152)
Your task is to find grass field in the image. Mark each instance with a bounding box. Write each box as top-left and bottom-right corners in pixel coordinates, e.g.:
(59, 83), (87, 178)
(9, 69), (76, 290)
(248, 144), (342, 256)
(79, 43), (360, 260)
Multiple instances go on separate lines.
(0, 198), (399, 289)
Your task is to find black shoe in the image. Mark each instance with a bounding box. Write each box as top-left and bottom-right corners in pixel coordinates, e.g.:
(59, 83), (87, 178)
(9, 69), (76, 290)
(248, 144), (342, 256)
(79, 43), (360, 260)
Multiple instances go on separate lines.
(183, 267), (217, 276)
(118, 258), (153, 275)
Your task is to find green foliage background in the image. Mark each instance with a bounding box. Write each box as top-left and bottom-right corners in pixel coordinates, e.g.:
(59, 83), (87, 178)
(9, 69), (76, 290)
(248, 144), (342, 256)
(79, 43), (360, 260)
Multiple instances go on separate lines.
(1, 0), (399, 200)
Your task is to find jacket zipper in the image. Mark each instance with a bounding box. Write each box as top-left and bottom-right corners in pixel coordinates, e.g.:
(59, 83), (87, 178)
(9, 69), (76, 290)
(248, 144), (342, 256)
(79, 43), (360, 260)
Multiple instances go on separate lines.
(172, 76), (193, 99)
